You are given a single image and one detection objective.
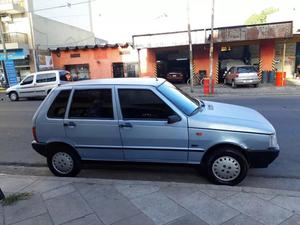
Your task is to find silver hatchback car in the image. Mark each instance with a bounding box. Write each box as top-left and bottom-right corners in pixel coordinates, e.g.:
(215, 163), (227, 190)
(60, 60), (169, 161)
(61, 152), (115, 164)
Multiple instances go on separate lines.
(32, 78), (279, 185)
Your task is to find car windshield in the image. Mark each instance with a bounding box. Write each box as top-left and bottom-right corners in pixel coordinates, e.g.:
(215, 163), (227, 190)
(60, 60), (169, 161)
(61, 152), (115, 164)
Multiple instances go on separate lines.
(237, 66), (256, 73)
(158, 81), (199, 115)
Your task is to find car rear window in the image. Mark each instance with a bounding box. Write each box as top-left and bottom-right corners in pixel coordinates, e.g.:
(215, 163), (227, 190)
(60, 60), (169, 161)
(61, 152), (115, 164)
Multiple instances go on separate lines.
(47, 90), (71, 118)
(237, 67), (256, 73)
(69, 89), (113, 119)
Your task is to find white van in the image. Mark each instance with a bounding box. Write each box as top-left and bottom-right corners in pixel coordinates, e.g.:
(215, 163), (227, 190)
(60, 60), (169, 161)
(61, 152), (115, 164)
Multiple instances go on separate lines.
(6, 70), (70, 101)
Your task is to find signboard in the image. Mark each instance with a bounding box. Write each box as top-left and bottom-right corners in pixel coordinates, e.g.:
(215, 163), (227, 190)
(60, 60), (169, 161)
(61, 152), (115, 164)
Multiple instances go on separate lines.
(133, 21), (293, 49)
(4, 60), (18, 87)
(0, 49), (28, 60)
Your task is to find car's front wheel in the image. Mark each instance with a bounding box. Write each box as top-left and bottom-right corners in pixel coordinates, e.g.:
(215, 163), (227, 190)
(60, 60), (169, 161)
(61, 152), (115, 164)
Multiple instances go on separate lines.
(47, 148), (81, 177)
(9, 92), (19, 101)
(206, 148), (248, 185)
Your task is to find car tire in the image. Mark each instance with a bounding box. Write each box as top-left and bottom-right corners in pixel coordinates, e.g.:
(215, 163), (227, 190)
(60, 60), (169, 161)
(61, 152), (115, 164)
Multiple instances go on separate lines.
(231, 80), (236, 88)
(205, 148), (248, 185)
(9, 92), (19, 101)
(254, 84), (259, 88)
(47, 147), (81, 177)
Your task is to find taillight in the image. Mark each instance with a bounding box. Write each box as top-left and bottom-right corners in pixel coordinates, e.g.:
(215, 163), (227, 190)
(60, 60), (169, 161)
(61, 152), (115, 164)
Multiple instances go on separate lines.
(32, 127), (38, 142)
(235, 73), (239, 78)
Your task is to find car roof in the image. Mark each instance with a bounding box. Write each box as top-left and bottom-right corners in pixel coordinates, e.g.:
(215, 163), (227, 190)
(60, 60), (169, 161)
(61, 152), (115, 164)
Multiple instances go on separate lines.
(63, 77), (166, 87)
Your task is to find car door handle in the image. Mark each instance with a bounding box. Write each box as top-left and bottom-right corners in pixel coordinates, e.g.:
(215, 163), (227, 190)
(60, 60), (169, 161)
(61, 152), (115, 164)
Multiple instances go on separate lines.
(64, 122), (76, 127)
(119, 123), (132, 128)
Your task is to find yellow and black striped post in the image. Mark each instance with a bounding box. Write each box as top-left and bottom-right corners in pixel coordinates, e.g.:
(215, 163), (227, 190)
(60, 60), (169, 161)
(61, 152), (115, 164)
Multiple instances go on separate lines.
(153, 63), (157, 78)
(272, 58), (276, 72)
(215, 63), (219, 84)
(258, 58), (263, 81)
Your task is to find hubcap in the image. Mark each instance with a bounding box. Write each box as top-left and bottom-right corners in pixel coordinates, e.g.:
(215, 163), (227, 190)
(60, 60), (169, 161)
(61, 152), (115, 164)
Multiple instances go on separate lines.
(52, 152), (74, 174)
(212, 156), (241, 182)
(10, 93), (17, 101)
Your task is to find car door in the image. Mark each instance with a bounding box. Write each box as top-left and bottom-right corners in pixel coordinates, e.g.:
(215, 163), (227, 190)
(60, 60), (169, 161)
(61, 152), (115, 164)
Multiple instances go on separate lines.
(116, 86), (189, 163)
(18, 75), (35, 97)
(35, 72), (58, 97)
(64, 86), (124, 160)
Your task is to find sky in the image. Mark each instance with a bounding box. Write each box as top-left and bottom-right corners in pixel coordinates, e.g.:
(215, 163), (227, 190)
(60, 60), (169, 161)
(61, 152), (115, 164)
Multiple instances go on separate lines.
(33, 0), (299, 43)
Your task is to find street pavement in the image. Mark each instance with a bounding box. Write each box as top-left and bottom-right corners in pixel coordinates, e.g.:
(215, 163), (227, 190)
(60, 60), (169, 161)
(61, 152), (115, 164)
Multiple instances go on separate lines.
(1, 89), (300, 190)
(1, 174), (300, 225)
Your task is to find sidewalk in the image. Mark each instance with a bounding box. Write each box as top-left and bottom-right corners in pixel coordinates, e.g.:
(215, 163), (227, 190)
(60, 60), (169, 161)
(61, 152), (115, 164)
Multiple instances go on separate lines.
(178, 79), (300, 98)
(0, 174), (299, 225)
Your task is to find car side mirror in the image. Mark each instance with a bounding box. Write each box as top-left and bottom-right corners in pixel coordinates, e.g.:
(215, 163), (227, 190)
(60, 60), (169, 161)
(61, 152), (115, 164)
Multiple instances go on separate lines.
(167, 115), (181, 124)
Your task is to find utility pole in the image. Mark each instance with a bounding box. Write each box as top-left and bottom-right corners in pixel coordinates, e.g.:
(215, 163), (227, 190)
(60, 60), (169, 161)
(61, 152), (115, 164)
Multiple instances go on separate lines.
(0, 16), (8, 84)
(88, 0), (95, 44)
(27, 0), (38, 72)
(187, 0), (194, 92)
(208, 0), (215, 95)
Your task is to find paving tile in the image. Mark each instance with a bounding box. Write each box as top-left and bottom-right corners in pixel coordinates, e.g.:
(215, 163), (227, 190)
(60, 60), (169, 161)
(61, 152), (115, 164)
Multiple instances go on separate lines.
(0, 205), (3, 225)
(131, 192), (188, 225)
(4, 194), (47, 225)
(222, 214), (263, 225)
(200, 189), (238, 200)
(42, 184), (76, 200)
(166, 214), (208, 225)
(0, 176), (37, 193)
(160, 184), (200, 201)
(63, 214), (104, 225)
(23, 180), (70, 194)
(112, 213), (155, 225)
(12, 213), (53, 225)
(115, 184), (160, 199)
(46, 192), (92, 225)
(177, 191), (239, 225)
(271, 196), (300, 213)
(280, 214), (300, 225)
(254, 193), (276, 201)
(222, 192), (293, 225)
(76, 183), (141, 225)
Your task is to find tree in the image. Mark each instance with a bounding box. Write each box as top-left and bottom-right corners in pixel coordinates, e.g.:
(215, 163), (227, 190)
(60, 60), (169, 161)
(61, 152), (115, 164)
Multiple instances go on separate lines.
(245, 7), (279, 25)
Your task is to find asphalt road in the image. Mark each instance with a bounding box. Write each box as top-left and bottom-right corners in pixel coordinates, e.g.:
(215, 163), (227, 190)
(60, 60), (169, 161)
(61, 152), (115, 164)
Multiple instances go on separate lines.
(1, 93), (300, 189)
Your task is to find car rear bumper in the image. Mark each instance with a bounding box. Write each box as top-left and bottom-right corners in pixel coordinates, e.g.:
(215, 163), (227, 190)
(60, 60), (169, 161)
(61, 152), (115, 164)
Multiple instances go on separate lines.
(245, 148), (279, 168)
(32, 141), (47, 157)
(235, 79), (260, 85)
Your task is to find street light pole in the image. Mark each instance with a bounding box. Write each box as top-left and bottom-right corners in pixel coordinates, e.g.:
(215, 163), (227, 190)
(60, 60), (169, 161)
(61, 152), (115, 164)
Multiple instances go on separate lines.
(187, 0), (194, 92)
(208, 0), (215, 95)
(0, 17), (8, 85)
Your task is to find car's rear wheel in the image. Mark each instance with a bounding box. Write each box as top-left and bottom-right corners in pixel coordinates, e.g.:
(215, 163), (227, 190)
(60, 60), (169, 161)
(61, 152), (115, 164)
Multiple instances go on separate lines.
(9, 92), (19, 101)
(206, 148), (248, 185)
(47, 147), (81, 177)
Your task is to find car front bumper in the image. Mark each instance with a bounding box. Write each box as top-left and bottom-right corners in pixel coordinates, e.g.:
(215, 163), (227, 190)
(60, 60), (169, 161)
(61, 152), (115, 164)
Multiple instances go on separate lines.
(32, 141), (47, 157)
(245, 147), (279, 168)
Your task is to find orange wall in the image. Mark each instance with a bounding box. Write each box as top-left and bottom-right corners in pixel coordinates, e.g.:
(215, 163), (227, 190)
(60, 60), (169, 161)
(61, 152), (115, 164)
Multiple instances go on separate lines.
(51, 48), (122, 79)
(139, 49), (156, 77)
(260, 40), (275, 71)
(193, 45), (219, 82)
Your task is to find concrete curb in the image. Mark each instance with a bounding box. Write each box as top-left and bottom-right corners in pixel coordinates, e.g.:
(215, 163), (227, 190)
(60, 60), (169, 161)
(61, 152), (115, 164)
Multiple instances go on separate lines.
(2, 174), (300, 198)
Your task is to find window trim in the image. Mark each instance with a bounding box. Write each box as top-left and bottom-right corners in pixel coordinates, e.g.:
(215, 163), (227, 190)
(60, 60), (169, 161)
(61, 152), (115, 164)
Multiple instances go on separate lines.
(46, 89), (71, 120)
(66, 87), (115, 121)
(116, 87), (179, 121)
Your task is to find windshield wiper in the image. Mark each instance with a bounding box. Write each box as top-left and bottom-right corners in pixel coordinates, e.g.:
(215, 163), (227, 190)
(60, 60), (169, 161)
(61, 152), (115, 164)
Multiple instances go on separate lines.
(190, 99), (205, 115)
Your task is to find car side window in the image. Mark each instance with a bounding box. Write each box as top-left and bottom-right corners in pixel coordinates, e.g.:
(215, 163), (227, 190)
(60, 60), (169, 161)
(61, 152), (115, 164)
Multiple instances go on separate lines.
(36, 73), (57, 83)
(21, 75), (33, 85)
(47, 90), (71, 118)
(69, 89), (113, 119)
(118, 89), (175, 120)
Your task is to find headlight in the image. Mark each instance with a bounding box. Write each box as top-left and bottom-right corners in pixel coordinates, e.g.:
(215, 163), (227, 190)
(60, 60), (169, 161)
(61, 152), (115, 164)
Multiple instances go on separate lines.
(269, 134), (278, 148)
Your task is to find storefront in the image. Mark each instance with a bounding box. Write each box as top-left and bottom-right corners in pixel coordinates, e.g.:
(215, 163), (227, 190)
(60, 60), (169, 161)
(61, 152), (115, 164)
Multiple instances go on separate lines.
(50, 44), (138, 80)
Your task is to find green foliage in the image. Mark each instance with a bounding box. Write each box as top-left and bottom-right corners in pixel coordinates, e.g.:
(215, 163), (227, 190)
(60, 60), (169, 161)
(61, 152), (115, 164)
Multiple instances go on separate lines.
(245, 7), (279, 25)
(1, 192), (32, 206)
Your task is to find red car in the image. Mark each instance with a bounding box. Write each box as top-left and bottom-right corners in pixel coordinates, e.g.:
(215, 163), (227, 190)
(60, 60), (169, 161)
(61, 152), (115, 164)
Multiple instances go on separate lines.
(166, 72), (184, 83)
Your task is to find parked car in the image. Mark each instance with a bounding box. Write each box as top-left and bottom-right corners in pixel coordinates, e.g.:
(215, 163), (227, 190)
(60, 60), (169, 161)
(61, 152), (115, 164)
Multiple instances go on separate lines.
(5, 70), (70, 101)
(166, 72), (185, 83)
(31, 78), (279, 185)
(224, 65), (260, 88)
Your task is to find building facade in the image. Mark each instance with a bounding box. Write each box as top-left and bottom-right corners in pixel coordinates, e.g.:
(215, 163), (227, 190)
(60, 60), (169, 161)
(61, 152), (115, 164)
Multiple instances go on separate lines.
(50, 44), (139, 80)
(0, 0), (105, 80)
(133, 21), (300, 83)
